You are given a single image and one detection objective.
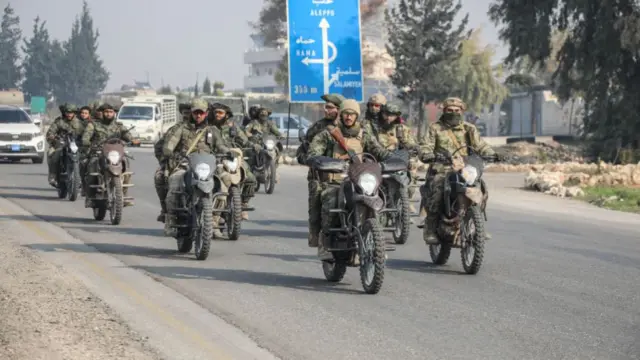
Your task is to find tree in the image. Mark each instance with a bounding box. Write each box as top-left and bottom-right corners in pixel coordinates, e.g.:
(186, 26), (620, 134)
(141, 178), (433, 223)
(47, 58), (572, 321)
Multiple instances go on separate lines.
(489, 0), (640, 161)
(0, 3), (22, 89)
(202, 77), (211, 95)
(386, 0), (469, 137)
(53, 1), (109, 105)
(449, 28), (507, 113)
(213, 81), (224, 96)
(22, 17), (53, 99)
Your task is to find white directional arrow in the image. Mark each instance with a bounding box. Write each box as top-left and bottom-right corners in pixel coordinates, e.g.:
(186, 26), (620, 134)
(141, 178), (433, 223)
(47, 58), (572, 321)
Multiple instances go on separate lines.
(300, 18), (337, 94)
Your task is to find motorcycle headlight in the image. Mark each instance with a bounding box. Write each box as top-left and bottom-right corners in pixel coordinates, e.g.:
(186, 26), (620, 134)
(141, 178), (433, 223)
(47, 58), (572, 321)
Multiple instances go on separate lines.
(107, 150), (120, 165)
(460, 165), (478, 185)
(358, 172), (378, 196)
(265, 139), (275, 150)
(223, 158), (239, 172)
(194, 163), (211, 180)
(69, 142), (78, 153)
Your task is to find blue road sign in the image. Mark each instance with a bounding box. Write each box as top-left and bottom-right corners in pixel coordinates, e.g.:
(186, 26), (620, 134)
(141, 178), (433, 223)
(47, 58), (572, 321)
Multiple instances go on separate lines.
(286, 0), (364, 103)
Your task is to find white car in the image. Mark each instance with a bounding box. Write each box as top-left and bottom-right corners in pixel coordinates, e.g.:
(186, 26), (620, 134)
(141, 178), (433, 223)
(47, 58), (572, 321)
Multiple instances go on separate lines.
(0, 105), (45, 163)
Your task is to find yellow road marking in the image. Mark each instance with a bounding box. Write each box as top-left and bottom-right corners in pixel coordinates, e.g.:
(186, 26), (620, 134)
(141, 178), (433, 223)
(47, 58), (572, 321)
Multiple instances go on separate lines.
(1, 209), (235, 360)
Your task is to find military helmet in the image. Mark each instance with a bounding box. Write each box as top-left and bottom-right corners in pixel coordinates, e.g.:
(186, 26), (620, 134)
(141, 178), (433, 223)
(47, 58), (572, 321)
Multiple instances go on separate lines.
(340, 99), (361, 117)
(101, 103), (114, 111)
(210, 102), (233, 118)
(321, 93), (345, 107)
(382, 104), (402, 116)
(60, 103), (77, 113)
(248, 104), (261, 117)
(258, 107), (272, 116)
(367, 93), (387, 105)
(440, 97), (467, 111)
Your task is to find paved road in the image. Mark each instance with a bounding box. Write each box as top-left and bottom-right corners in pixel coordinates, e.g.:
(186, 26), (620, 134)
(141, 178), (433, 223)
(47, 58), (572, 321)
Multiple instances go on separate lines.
(0, 150), (639, 360)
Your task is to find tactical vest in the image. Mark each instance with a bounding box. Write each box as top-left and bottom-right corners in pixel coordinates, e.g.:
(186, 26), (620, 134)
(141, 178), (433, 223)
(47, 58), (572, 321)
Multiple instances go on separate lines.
(328, 128), (364, 182)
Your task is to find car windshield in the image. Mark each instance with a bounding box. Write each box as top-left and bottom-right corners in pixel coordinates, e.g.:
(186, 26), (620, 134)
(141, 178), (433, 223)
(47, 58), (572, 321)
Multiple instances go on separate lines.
(0, 109), (31, 124)
(117, 106), (154, 120)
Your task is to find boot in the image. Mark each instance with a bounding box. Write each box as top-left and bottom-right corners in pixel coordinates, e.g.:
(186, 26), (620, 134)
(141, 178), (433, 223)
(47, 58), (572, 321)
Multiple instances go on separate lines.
(241, 202), (249, 220)
(157, 211), (165, 223)
(157, 201), (167, 222)
(212, 215), (223, 238)
(163, 214), (176, 237)
(123, 187), (134, 207)
(317, 233), (333, 261)
(423, 213), (440, 245)
(48, 173), (57, 187)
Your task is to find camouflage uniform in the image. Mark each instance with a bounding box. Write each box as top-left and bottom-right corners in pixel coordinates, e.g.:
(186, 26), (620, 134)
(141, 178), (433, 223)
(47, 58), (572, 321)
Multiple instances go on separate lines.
(209, 102), (258, 224)
(162, 99), (230, 234)
(307, 99), (390, 259)
(297, 93), (344, 247)
(153, 122), (183, 222)
(365, 104), (420, 209)
(418, 97), (495, 244)
(245, 107), (282, 139)
(46, 104), (85, 185)
(362, 93), (387, 126)
(81, 104), (134, 206)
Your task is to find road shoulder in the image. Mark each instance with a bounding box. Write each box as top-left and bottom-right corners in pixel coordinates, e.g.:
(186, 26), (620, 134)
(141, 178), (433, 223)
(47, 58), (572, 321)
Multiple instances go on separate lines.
(0, 196), (279, 360)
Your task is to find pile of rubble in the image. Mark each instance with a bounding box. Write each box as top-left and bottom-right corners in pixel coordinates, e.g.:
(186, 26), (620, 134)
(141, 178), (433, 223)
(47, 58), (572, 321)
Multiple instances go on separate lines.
(495, 141), (585, 165)
(523, 162), (640, 198)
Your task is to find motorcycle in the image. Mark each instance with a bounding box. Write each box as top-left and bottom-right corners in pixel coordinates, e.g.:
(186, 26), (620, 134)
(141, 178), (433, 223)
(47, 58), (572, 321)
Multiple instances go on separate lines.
(214, 148), (251, 240)
(167, 152), (226, 260)
(308, 153), (390, 294)
(86, 137), (135, 225)
(55, 130), (82, 201)
(378, 149), (412, 245)
(422, 145), (497, 274)
(249, 133), (282, 194)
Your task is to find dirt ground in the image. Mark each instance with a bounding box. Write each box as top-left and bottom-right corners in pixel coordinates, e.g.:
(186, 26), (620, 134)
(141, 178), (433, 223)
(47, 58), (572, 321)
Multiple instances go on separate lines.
(0, 218), (163, 360)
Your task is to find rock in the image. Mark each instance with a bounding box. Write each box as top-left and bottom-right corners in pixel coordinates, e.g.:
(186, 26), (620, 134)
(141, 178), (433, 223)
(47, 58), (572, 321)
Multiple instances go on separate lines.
(283, 156), (294, 165)
(566, 186), (584, 197)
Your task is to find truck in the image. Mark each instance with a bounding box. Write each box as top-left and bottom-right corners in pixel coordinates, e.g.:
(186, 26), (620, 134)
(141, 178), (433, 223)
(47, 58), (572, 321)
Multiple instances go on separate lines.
(116, 95), (178, 146)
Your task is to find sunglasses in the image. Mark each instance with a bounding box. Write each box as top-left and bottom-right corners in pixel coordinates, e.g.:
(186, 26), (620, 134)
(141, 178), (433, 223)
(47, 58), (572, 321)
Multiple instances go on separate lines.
(192, 110), (205, 116)
(214, 110), (226, 115)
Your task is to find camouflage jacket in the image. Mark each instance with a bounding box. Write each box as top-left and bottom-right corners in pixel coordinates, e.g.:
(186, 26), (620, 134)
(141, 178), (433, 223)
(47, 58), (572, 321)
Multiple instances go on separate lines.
(307, 123), (389, 165)
(419, 121), (495, 170)
(365, 120), (417, 151)
(245, 119), (281, 139)
(154, 123), (182, 163)
(305, 117), (337, 144)
(81, 119), (132, 148)
(215, 121), (252, 148)
(46, 116), (85, 145)
(162, 121), (229, 169)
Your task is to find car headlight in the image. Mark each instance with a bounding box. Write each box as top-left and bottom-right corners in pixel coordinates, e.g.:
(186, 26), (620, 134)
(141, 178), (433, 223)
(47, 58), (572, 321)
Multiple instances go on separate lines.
(460, 165), (478, 185)
(69, 142), (78, 153)
(358, 172), (378, 195)
(265, 139), (275, 150)
(107, 150), (120, 165)
(194, 163), (211, 180)
(223, 158), (239, 172)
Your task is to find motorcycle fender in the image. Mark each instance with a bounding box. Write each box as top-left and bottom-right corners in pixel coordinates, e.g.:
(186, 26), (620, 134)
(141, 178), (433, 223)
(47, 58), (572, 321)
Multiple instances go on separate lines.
(196, 178), (214, 193)
(228, 170), (242, 185)
(352, 193), (384, 212)
(219, 172), (232, 188)
(465, 186), (483, 205)
(108, 163), (122, 176)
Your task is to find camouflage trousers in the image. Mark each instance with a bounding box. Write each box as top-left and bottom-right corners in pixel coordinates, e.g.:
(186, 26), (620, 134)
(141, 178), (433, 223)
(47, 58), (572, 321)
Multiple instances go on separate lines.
(47, 147), (62, 176)
(320, 184), (341, 235)
(154, 166), (168, 213)
(408, 157), (420, 199)
(424, 172), (446, 214)
(307, 179), (324, 246)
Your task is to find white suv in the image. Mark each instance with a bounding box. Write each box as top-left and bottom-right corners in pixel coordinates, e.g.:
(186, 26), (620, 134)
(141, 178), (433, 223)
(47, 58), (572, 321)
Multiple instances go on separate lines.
(0, 105), (45, 163)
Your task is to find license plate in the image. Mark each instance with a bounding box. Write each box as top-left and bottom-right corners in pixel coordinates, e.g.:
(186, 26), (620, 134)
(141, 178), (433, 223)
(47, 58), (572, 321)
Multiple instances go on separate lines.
(10, 144), (20, 152)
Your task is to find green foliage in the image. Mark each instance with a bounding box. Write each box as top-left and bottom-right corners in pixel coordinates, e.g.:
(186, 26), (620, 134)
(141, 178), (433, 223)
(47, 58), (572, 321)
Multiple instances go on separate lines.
(202, 77), (211, 95)
(22, 17), (53, 99)
(250, 0), (287, 47)
(0, 3), (22, 89)
(489, 0), (640, 161)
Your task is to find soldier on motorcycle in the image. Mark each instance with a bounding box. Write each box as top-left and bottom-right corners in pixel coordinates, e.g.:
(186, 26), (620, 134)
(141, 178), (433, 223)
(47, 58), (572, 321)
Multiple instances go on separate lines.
(78, 106), (93, 123)
(418, 97), (501, 244)
(306, 99), (391, 260)
(161, 98), (231, 235)
(81, 104), (134, 207)
(364, 104), (420, 213)
(208, 102), (258, 226)
(245, 107), (283, 140)
(153, 103), (192, 222)
(296, 93), (345, 247)
(46, 103), (85, 187)
(242, 104), (260, 128)
(363, 93), (387, 125)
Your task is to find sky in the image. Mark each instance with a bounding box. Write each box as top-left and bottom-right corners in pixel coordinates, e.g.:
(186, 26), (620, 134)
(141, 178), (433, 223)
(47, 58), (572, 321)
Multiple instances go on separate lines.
(10, 0), (508, 92)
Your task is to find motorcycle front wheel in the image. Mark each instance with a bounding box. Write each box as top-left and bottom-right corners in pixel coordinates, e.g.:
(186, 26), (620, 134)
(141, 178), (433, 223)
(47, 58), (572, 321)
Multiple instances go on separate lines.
(392, 188), (411, 245)
(193, 196), (213, 260)
(67, 161), (81, 201)
(359, 217), (385, 294)
(109, 177), (124, 225)
(227, 186), (242, 240)
(265, 160), (276, 194)
(460, 205), (485, 275)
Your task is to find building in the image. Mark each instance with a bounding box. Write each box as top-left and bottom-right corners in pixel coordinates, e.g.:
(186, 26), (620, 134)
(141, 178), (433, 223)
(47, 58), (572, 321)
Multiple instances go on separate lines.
(243, 34), (286, 93)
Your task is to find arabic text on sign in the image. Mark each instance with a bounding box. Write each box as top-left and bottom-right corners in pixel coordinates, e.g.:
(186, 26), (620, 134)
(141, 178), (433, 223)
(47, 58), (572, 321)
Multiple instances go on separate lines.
(310, 9), (335, 16)
(334, 81), (363, 88)
(294, 85), (310, 94)
(296, 50), (317, 57)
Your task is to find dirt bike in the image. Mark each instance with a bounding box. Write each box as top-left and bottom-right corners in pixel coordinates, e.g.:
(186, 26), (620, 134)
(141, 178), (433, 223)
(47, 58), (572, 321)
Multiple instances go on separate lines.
(86, 137), (135, 225)
(213, 148), (252, 240)
(54, 130), (81, 201)
(378, 149), (412, 245)
(167, 152), (227, 260)
(248, 133), (282, 194)
(422, 146), (497, 274)
(308, 152), (391, 295)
